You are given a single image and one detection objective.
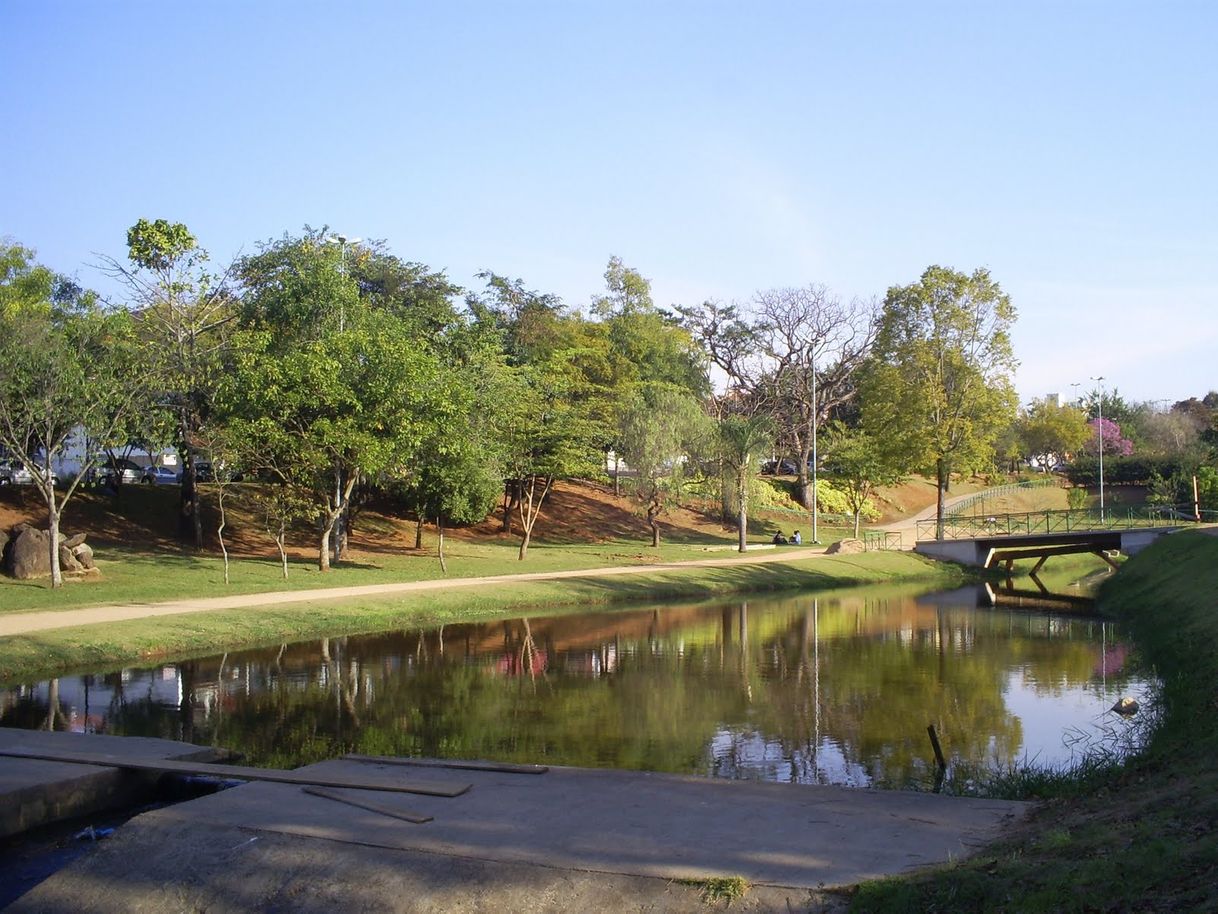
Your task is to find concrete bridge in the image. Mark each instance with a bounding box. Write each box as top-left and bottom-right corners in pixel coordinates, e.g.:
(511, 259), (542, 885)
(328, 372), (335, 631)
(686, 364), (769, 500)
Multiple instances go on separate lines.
(915, 511), (1183, 570)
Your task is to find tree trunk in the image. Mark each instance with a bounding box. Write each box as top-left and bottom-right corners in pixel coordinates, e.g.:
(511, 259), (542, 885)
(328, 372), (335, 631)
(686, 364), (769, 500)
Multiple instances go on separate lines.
(518, 528), (531, 561)
(217, 485), (229, 585)
(275, 528), (289, 579)
(647, 493), (661, 547)
(516, 475), (554, 561)
(613, 452), (621, 497)
(437, 516), (447, 574)
(47, 491), (63, 588)
(936, 458), (948, 540)
(736, 472), (748, 552)
(318, 522), (333, 572)
(853, 510), (861, 540)
(414, 515), (424, 549)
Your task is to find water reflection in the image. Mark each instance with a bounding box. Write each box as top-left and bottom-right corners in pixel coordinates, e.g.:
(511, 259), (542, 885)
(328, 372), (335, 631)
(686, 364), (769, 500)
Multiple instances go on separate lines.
(0, 586), (1152, 790)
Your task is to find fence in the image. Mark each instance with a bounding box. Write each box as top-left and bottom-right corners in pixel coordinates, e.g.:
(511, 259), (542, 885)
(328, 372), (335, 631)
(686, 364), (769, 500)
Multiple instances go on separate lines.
(945, 477), (1059, 518)
(916, 507), (1204, 541)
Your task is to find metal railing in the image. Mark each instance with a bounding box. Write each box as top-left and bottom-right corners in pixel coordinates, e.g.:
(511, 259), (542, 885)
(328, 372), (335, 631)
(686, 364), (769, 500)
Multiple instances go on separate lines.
(945, 477), (1059, 518)
(864, 530), (903, 551)
(916, 507), (1197, 541)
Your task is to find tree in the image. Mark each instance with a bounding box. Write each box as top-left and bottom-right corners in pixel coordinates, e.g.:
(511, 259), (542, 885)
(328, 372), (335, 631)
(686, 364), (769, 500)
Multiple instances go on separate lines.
(862, 266), (1018, 538)
(1017, 398), (1091, 469)
(1086, 417), (1134, 458)
(617, 385), (712, 546)
(822, 423), (901, 539)
(227, 232), (448, 572)
(501, 361), (603, 560)
(99, 219), (236, 547)
(0, 242), (145, 585)
(717, 414), (776, 552)
(750, 286), (877, 508)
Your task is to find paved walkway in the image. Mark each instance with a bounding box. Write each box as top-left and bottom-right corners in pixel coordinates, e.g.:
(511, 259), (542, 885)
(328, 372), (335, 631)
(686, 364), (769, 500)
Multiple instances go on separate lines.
(0, 547), (833, 639)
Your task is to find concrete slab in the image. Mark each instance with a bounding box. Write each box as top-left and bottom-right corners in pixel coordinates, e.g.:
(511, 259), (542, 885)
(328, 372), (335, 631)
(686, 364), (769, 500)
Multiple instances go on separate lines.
(2, 742), (1033, 911)
(0, 727), (226, 838)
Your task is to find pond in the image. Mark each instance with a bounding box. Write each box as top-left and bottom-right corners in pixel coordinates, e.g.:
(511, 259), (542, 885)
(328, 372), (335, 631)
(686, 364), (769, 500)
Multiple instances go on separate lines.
(0, 583), (1153, 790)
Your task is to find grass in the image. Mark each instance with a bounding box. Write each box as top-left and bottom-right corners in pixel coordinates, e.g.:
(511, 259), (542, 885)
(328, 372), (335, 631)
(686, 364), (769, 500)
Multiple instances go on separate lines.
(848, 530), (1218, 913)
(677, 875), (751, 904)
(0, 550), (964, 685)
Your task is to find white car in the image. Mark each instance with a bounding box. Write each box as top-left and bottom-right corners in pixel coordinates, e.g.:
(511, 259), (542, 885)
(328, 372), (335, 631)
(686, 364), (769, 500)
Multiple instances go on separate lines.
(142, 466), (178, 485)
(5, 462), (59, 487)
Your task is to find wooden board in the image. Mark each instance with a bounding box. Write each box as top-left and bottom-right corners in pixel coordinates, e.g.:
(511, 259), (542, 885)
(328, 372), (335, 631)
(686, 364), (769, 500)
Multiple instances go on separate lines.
(0, 748), (471, 797)
(345, 754), (548, 775)
(302, 786), (433, 824)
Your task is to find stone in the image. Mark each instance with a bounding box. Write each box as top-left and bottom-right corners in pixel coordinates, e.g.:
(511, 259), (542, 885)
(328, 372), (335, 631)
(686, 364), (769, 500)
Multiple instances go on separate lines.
(62, 532), (87, 549)
(59, 543), (84, 574)
(825, 538), (866, 555)
(8, 526), (54, 579)
(72, 542), (95, 569)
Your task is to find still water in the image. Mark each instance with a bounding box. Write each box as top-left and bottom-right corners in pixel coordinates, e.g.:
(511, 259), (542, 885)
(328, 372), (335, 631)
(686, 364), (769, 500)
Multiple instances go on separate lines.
(0, 585), (1152, 790)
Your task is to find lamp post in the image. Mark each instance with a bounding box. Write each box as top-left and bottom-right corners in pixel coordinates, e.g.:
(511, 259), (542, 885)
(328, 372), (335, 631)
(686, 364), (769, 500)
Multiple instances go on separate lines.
(324, 233), (361, 332)
(811, 357), (820, 544)
(1091, 376), (1106, 522)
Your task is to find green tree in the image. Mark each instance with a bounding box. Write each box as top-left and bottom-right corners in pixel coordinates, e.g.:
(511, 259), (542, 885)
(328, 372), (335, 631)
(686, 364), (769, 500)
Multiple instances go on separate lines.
(100, 218), (237, 547)
(717, 414), (776, 552)
(0, 242), (145, 585)
(618, 385), (712, 546)
(822, 423), (900, 538)
(862, 266), (1018, 538)
(1016, 398), (1091, 469)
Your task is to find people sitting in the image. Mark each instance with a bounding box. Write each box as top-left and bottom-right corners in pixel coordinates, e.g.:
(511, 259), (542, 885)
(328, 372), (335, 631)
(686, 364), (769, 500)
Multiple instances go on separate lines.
(772, 531), (788, 545)
(791, 530), (802, 545)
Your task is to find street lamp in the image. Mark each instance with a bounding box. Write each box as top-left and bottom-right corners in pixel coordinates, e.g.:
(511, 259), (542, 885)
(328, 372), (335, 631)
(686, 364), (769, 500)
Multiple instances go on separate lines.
(324, 234), (361, 332)
(1091, 376), (1106, 522)
(811, 357), (820, 544)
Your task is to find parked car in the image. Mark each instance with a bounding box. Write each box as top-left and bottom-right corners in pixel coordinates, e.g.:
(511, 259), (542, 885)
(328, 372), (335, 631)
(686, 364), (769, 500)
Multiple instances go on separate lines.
(96, 458), (144, 485)
(761, 458), (799, 475)
(5, 462), (59, 487)
(141, 465), (178, 485)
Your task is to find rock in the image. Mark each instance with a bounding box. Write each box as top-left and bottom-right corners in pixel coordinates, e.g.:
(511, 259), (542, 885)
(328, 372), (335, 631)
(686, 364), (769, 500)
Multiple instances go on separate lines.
(825, 538), (866, 555)
(4, 527), (97, 579)
(1111, 697), (1139, 716)
(8, 526), (54, 579)
(0, 527), (9, 565)
(59, 543), (84, 574)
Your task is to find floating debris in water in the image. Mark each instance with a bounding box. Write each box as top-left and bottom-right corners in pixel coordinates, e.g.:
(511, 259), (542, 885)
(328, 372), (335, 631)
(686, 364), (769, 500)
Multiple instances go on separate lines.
(1111, 697), (1139, 716)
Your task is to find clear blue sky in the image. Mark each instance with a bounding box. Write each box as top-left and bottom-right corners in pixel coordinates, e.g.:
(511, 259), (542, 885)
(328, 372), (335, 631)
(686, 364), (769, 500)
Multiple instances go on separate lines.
(4, 1), (1215, 404)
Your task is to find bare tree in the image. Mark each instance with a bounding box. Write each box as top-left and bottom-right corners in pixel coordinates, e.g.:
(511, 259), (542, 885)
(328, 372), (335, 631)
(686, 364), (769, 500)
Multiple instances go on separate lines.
(751, 286), (877, 508)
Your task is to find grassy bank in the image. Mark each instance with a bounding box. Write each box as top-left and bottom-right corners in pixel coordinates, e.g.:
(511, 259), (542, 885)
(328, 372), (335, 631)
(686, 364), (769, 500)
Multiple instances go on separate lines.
(0, 551), (962, 685)
(851, 530), (1218, 913)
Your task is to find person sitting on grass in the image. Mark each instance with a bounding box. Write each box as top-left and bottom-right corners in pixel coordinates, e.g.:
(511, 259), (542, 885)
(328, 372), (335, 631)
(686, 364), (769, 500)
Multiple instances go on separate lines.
(772, 531), (788, 545)
(791, 530), (802, 545)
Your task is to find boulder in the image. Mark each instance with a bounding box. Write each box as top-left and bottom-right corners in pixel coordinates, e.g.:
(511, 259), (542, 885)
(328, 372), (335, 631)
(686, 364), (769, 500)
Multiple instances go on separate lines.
(8, 526), (54, 579)
(825, 538), (866, 555)
(4, 527), (97, 579)
(72, 542), (95, 569)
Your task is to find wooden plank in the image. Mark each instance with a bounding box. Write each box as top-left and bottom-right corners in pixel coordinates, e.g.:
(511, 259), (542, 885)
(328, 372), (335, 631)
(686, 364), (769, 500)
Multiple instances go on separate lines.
(301, 786), (433, 824)
(345, 754), (549, 776)
(0, 749), (470, 798)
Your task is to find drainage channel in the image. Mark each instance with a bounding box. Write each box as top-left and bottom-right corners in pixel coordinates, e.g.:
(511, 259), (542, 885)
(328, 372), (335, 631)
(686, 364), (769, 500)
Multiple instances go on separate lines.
(0, 774), (241, 909)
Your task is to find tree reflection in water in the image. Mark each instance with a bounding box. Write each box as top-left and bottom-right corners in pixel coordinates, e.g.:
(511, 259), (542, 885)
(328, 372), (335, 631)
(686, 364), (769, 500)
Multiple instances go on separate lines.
(0, 585), (1152, 789)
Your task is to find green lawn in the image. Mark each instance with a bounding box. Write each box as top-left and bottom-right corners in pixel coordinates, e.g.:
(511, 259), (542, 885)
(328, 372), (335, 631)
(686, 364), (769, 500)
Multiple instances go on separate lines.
(0, 550), (962, 684)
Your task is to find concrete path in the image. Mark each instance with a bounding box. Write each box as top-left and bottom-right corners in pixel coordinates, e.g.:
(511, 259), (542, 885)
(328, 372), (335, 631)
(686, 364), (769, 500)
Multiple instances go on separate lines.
(0, 547), (827, 639)
(4, 732), (1031, 912)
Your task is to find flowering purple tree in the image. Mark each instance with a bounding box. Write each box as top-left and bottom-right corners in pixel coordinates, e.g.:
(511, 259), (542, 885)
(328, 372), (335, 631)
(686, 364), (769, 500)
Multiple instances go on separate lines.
(1088, 417), (1133, 457)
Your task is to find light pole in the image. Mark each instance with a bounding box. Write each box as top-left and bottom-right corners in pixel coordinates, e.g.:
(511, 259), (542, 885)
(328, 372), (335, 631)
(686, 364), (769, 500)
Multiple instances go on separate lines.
(811, 357), (820, 544)
(325, 234), (361, 332)
(1091, 376), (1106, 522)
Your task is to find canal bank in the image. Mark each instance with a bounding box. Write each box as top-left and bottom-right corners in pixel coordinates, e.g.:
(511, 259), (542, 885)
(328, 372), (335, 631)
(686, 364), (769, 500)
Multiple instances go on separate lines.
(1, 728), (1030, 913)
(0, 550), (964, 684)
(851, 530), (1218, 913)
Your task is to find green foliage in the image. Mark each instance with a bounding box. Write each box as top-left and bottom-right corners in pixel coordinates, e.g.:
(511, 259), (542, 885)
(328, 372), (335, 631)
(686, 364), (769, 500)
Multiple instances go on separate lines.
(1065, 486), (1088, 510)
(1017, 398), (1090, 466)
(862, 265), (1018, 532)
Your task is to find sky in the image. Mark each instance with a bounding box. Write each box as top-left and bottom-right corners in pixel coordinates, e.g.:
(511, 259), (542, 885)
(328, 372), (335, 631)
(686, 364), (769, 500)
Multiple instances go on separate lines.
(3, 1), (1216, 405)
